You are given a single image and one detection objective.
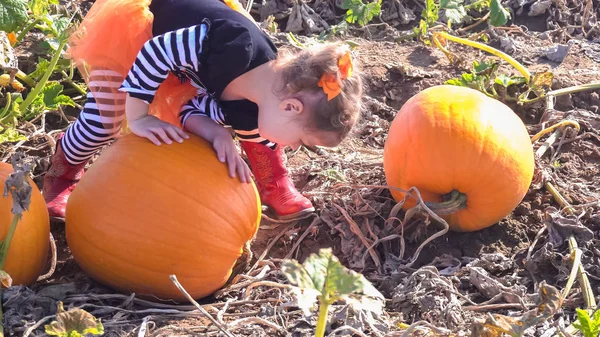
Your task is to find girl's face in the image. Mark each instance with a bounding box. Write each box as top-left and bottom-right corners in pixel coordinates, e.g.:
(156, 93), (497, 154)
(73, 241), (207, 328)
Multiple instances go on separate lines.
(257, 97), (341, 150)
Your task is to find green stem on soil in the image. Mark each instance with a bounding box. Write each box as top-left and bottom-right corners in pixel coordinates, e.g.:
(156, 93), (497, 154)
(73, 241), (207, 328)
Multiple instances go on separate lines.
(531, 121), (580, 159)
(0, 93), (12, 121)
(314, 299), (330, 337)
(433, 31), (531, 81)
(15, 18), (42, 45)
(531, 120), (580, 143)
(15, 70), (35, 88)
(425, 190), (468, 215)
(61, 71), (87, 96)
(520, 82), (600, 104)
(18, 39), (68, 113)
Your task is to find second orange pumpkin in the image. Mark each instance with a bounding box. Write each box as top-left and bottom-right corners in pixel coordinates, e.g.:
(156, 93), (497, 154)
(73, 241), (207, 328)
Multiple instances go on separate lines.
(383, 85), (535, 232)
(0, 162), (50, 285)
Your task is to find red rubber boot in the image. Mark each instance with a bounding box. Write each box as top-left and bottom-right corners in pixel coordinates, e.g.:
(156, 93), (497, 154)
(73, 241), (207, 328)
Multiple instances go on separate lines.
(42, 134), (87, 220)
(241, 141), (315, 219)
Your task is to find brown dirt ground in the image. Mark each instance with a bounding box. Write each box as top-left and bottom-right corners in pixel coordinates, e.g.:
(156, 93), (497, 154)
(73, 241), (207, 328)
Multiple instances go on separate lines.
(2, 2), (600, 336)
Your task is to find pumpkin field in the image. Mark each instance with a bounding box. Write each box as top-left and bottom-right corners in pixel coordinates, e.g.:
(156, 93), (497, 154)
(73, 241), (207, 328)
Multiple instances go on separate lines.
(1, 0), (600, 335)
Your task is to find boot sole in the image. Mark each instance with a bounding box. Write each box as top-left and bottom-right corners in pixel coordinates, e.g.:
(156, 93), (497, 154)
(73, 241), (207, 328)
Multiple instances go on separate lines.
(268, 207), (316, 221)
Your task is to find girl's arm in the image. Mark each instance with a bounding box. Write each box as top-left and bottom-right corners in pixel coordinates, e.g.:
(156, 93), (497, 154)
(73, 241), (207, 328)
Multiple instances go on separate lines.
(126, 94), (189, 145)
(184, 115), (252, 183)
(125, 94), (150, 122)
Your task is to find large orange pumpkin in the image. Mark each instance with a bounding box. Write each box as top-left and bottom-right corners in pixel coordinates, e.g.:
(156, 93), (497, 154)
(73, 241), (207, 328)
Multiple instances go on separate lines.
(383, 85), (535, 232)
(0, 162), (50, 285)
(65, 133), (262, 301)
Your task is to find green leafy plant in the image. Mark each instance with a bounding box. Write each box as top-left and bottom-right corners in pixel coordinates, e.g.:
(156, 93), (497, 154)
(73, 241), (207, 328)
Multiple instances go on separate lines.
(0, 0), (29, 33)
(282, 248), (384, 337)
(445, 59), (527, 101)
(410, 0), (511, 43)
(3, 0), (61, 47)
(440, 0), (510, 26)
(433, 31), (600, 105)
(340, 0), (382, 27)
(45, 302), (104, 337)
(0, 4), (82, 144)
(488, 0), (510, 26)
(413, 0), (439, 43)
(319, 0), (381, 40)
(572, 308), (600, 337)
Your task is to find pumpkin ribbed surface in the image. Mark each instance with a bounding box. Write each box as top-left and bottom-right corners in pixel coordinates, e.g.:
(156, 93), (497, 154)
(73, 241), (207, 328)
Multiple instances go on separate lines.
(383, 85), (535, 232)
(65, 134), (261, 301)
(0, 162), (50, 285)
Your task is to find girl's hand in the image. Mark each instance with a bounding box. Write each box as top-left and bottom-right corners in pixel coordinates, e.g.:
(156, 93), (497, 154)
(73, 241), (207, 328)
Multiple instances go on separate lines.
(212, 131), (252, 183)
(129, 115), (189, 145)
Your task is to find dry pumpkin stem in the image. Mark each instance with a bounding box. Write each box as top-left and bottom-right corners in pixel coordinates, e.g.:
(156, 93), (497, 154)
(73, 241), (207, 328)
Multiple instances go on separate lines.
(531, 124), (579, 167)
(332, 183), (452, 269)
(544, 182), (596, 311)
(531, 120), (581, 144)
(423, 190), (467, 215)
(533, 104), (597, 330)
(169, 275), (236, 337)
(283, 216), (322, 260)
(36, 232), (57, 282)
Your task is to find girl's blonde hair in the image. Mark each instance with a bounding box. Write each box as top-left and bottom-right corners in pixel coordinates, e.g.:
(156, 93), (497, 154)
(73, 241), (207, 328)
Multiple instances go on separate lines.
(274, 42), (364, 143)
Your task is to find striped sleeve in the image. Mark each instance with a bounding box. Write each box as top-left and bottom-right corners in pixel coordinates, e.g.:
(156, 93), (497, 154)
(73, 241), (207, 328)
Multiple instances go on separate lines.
(120, 24), (208, 103)
(179, 93), (226, 126)
(234, 129), (276, 149)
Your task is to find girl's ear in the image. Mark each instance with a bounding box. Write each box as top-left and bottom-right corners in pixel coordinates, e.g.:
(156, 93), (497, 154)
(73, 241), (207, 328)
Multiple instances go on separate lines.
(279, 98), (304, 115)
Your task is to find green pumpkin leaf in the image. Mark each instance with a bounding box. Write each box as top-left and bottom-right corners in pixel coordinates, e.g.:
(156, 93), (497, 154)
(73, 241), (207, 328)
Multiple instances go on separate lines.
(573, 308), (600, 337)
(53, 94), (76, 108)
(489, 0), (510, 26)
(282, 248), (384, 316)
(29, 0), (49, 17)
(473, 60), (497, 74)
(28, 58), (51, 80)
(423, 0), (439, 24)
(0, 127), (27, 144)
(440, 0), (467, 24)
(42, 82), (64, 108)
(0, 0), (28, 32)
(445, 78), (467, 86)
(45, 302), (104, 337)
(341, 0), (381, 26)
(495, 74), (526, 87)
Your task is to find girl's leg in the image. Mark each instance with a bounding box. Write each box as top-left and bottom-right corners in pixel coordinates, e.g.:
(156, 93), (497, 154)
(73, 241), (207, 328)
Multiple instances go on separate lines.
(43, 68), (126, 220)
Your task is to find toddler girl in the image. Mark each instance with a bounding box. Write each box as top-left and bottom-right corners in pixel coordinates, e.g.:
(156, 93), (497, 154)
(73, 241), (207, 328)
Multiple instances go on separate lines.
(42, 0), (364, 220)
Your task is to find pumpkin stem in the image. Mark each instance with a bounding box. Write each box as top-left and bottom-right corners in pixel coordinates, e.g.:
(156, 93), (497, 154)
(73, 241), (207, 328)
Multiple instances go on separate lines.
(425, 190), (467, 215)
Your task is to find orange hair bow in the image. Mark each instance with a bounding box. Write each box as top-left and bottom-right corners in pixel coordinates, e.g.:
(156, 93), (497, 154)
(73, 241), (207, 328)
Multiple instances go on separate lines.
(318, 51), (354, 101)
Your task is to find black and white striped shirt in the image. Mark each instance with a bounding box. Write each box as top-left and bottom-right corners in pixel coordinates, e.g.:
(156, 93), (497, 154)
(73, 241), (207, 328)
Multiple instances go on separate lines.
(119, 0), (278, 148)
